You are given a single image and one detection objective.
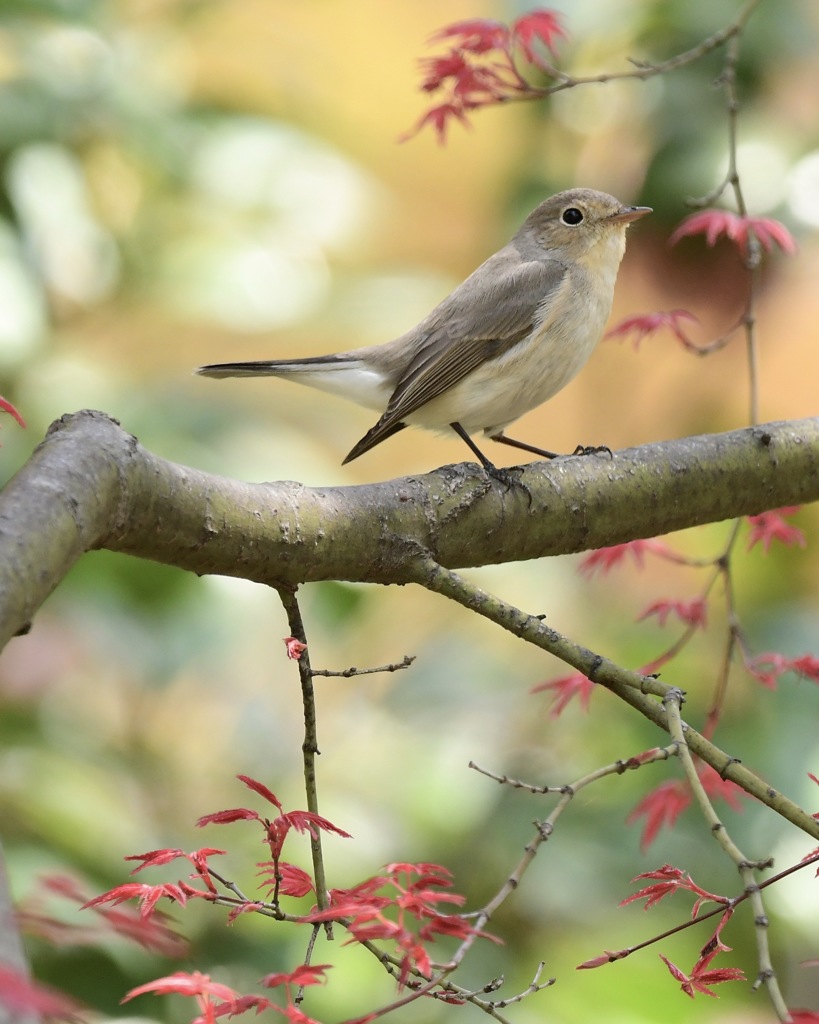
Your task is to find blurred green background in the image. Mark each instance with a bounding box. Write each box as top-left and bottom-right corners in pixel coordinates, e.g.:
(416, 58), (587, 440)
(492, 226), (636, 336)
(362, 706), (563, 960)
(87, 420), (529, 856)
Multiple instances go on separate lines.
(1, 1), (819, 1021)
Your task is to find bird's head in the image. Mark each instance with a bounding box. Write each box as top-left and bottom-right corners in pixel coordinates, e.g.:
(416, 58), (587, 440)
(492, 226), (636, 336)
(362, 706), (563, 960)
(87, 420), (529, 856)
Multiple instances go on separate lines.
(521, 188), (652, 266)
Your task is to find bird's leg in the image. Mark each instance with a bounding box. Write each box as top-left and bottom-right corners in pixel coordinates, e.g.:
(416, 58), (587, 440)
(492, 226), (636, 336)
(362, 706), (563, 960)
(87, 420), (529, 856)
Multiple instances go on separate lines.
(491, 432), (612, 461)
(489, 432), (559, 460)
(449, 422), (527, 492)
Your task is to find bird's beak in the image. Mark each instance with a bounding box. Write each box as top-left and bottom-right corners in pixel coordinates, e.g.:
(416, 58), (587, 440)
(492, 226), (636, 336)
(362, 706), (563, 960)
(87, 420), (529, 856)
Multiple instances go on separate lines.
(609, 205), (653, 224)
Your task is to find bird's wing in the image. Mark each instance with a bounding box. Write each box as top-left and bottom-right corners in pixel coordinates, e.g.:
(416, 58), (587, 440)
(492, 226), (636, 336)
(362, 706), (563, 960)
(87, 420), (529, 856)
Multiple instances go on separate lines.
(389, 257), (566, 418)
(343, 256), (567, 463)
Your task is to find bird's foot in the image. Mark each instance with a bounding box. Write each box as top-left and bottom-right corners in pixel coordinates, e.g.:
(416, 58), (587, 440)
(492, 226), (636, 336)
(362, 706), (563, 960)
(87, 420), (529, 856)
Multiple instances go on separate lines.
(571, 443), (613, 459)
(482, 462), (534, 506)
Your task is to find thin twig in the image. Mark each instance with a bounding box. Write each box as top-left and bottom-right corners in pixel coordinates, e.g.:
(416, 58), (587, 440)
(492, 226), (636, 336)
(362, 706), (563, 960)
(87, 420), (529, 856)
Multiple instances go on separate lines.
(664, 691), (791, 1020)
(311, 655), (416, 678)
(276, 588), (331, 917)
(409, 553), (819, 841)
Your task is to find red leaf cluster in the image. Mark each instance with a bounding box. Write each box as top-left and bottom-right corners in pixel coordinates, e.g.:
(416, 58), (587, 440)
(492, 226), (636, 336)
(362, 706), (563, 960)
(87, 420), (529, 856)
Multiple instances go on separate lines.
(0, 395), (25, 428)
(627, 767), (744, 851)
(660, 949), (745, 999)
(637, 598), (707, 630)
(578, 538), (677, 577)
(0, 965), (84, 1022)
(606, 309), (699, 349)
(620, 864), (728, 915)
(670, 209), (797, 258)
(745, 651), (819, 690)
(20, 871), (187, 957)
(302, 862), (492, 988)
(404, 9), (565, 141)
(746, 506), (805, 553)
(531, 671), (595, 715)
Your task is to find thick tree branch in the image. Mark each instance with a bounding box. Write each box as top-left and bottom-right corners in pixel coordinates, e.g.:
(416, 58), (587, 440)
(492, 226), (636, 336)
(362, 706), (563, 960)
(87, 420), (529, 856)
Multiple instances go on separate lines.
(0, 410), (817, 650)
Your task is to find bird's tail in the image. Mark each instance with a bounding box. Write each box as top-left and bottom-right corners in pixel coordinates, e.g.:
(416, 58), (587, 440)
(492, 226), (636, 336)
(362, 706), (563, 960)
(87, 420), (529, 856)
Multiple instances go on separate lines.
(197, 355), (354, 378)
(196, 355), (391, 411)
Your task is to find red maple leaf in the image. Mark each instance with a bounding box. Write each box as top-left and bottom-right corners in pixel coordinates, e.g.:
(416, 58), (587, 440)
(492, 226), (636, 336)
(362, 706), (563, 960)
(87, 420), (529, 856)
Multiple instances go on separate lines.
(627, 780), (691, 850)
(237, 775), (284, 808)
(627, 768), (745, 850)
(670, 209), (797, 257)
(746, 507), (805, 552)
(0, 965), (83, 1021)
(606, 308), (699, 349)
(660, 949), (745, 998)
(637, 598), (707, 629)
(196, 807), (262, 827)
(0, 395), (25, 428)
(621, 864), (728, 914)
(400, 102), (473, 144)
(83, 881), (210, 919)
(579, 538), (675, 576)
(511, 10), (565, 67)
(123, 970), (239, 1004)
(96, 905), (188, 956)
(746, 650), (819, 689)
(530, 671), (595, 715)
(405, 8), (566, 142)
(261, 964), (332, 989)
(620, 864), (693, 910)
(126, 847), (226, 875)
(428, 18), (510, 54)
(257, 861), (315, 898)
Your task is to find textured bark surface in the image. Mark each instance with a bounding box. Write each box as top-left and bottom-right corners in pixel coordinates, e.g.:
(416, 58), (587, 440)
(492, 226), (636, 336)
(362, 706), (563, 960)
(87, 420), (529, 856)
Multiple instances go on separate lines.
(0, 410), (817, 650)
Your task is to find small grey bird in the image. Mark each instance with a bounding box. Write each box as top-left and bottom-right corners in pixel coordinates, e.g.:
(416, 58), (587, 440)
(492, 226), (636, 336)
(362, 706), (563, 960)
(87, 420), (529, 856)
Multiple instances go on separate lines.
(197, 188), (650, 478)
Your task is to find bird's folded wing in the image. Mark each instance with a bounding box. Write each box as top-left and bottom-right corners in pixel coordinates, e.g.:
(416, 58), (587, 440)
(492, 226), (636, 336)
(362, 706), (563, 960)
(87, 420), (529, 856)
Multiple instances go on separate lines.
(384, 257), (566, 425)
(342, 257), (567, 463)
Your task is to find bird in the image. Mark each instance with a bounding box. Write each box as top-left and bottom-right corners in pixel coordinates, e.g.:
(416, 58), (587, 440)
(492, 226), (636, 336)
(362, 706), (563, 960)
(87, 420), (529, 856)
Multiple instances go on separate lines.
(197, 188), (650, 480)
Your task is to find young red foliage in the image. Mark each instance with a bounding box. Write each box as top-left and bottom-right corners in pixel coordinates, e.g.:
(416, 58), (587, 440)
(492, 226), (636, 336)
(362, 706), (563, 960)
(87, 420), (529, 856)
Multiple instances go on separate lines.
(620, 864), (728, 914)
(670, 209), (797, 257)
(122, 970), (269, 1024)
(428, 18), (510, 54)
(531, 671), (595, 715)
(257, 862), (315, 898)
(746, 507), (805, 552)
(637, 598), (707, 629)
(578, 538), (677, 577)
(0, 965), (83, 1022)
(627, 769), (745, 850)
(659, 949), (745, 999)
(0, 395), (26, 428)
(745, 651), (819, 690)
(606, 308), (699, 349)
(125, 970), (239, 1003)
(511, 10), (565, 66)
(261, 964), (332, 989)
(283, 637), (307, 661)
(301, 863), (488, 988)
(405, 8), (564, 141)
(83, 880), (212, 919)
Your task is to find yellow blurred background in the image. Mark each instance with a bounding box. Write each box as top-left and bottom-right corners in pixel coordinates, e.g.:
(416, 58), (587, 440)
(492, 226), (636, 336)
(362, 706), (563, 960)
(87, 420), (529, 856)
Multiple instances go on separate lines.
(1, 1), (818, 1021)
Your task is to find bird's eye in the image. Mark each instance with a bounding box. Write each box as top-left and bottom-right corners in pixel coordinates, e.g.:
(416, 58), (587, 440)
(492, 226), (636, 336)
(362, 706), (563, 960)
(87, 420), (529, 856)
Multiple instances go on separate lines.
(561, 207), (584, 225)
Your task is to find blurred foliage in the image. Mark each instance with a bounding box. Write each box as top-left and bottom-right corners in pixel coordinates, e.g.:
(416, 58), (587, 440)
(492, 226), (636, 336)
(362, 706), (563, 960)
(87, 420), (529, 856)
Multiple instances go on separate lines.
(1, 1), (819, 1022)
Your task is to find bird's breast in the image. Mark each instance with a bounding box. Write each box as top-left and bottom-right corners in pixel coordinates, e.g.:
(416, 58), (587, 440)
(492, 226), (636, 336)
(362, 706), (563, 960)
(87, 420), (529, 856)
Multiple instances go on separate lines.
(406, 263), (616, 436)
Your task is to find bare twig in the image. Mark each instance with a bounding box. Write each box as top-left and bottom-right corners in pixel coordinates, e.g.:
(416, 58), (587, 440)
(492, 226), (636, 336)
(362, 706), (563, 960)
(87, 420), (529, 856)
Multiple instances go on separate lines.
(311, 655), (416, 678)
(277, 588), (331, 918)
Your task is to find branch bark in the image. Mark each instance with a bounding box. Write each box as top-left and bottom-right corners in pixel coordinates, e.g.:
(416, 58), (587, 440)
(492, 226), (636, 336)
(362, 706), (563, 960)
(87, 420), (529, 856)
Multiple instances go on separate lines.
(0, 410), (817, 650)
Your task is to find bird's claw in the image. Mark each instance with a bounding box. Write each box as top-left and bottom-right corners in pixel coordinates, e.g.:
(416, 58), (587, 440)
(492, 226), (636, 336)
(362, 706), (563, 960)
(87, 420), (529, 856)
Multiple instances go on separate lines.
(484, 464), (533, 506)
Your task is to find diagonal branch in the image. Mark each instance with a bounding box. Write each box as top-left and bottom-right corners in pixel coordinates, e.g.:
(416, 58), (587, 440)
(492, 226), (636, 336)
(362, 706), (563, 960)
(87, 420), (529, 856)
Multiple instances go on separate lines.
(0, 410), (817, 652)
